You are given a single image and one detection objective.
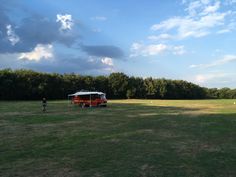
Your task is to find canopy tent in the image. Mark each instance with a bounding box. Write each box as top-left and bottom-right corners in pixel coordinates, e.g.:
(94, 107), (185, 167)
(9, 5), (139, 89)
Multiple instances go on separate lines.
(68, 91), (105, 97)
(68, 91), (106, 107)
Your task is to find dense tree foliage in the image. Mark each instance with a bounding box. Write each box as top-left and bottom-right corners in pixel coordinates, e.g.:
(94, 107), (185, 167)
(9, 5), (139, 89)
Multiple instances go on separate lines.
(0, 69), (235, 100)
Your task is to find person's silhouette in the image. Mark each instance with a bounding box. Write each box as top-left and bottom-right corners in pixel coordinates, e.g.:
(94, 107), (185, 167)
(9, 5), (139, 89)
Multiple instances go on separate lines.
(42, 98), (47, 112)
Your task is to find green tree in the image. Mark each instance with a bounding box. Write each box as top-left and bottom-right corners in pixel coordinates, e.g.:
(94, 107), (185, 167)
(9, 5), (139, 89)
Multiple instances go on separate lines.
(108, 73), (129, 98)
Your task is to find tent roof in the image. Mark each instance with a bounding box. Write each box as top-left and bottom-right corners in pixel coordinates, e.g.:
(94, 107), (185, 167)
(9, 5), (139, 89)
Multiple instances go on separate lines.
(68, 91), (105, 96)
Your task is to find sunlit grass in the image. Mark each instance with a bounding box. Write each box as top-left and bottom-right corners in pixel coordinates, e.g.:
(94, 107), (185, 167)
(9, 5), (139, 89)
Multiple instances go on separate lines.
(0, 99), (236, 177)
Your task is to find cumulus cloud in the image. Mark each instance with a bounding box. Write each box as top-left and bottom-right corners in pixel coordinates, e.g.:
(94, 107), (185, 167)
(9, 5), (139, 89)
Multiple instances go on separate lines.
(173, 45), (186, 55)
(0, 9), (22, 53)
(0, 14), (78, 53)
(0, 3), (121, 74)
(56, 14), (74, 31)
(130, 43), (168, 57)
(143, 44), (168, 56)
(190, 55), (236, 68)
(6, 24), (20, 45)
(185, 1), (203, 16)
(101, 57), (114, 66)
(151, 12), (228, 39)
(192, 71), (236, 88)
(217, 21), (236, 34)
(18, 15), (77, 46)
(201, 1), (220, 15)
(217, 29), (231, 34)
(185, 0), (218, 16)
(1, 52), (115, 74)
(151, 0), (234, 40)
(130, 43), (185, 57)
(147, 34), (173, 41)
(194, 72), (227, 84)
(18, 44), (53, 61)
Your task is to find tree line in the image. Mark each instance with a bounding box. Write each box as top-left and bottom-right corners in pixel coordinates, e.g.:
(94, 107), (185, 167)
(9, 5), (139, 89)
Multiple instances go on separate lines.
(0, 69), (236, 100)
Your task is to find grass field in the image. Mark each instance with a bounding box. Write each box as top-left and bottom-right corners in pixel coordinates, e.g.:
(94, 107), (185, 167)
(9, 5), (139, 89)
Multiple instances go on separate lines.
(0, 99), (236, 177)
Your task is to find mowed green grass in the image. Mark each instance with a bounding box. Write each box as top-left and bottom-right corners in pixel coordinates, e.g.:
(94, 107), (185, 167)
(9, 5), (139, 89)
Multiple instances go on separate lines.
(0, 99), (236, 177)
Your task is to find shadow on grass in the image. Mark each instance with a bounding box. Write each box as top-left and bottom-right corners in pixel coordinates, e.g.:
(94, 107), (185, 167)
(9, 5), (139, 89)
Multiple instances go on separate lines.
(0, 100), (233, 125)
(0, 101), (236, 177)
(0, 101), (204, 125)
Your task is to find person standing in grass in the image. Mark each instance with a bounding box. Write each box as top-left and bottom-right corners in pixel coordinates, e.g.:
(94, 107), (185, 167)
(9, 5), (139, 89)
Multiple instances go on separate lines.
(42, 98), (47, 112)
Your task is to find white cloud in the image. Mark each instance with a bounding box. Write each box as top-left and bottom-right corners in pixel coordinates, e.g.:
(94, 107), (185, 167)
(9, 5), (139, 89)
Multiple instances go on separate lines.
(6, 24), (20, 45)
(130, 42), (143, 51)
(217, 29), (231, 34)
(186, 1), (202, 16)
(194, 72), (227, 84)
(151, 12), (228, 39)
(173, 45), (186, 55)
(217, 21), (236, 34)
(130, 43), (186, 57)
(18, 44), (53, 61)
(130, 43), (168, 57)
(151, 1), (234, 40)
(201, 1), (220, 15)
(190, 55), (236, 68)
(184, 1), (220, 16)
(185, 0), (215, 16)
(91, 16), (107, 21)
(56, 14), (73, 31)
(189, 71), (236, 88)
(151, 17), (183, 31)
(148, 34), (173, 41)
(144, 44), (168, 56)
(101, 57), (114, 66)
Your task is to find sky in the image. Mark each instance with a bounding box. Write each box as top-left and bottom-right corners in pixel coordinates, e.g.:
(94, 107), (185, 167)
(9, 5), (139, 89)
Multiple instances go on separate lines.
(0, 0), (236, 88)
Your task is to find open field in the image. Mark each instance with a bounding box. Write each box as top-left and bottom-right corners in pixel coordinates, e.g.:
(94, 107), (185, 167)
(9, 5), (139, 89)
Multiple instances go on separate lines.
(0, 99), (236, 177)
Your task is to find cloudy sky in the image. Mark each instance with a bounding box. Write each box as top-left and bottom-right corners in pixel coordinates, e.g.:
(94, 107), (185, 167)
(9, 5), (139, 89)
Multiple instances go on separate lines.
(0, 0), (236, 88)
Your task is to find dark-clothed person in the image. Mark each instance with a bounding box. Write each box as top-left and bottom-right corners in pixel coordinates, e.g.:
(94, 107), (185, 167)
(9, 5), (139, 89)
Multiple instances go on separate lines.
(42, 98), (47, 112)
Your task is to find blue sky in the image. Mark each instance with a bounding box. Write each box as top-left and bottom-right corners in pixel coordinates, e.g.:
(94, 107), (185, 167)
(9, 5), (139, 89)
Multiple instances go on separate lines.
(1, 0), (236, 88)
